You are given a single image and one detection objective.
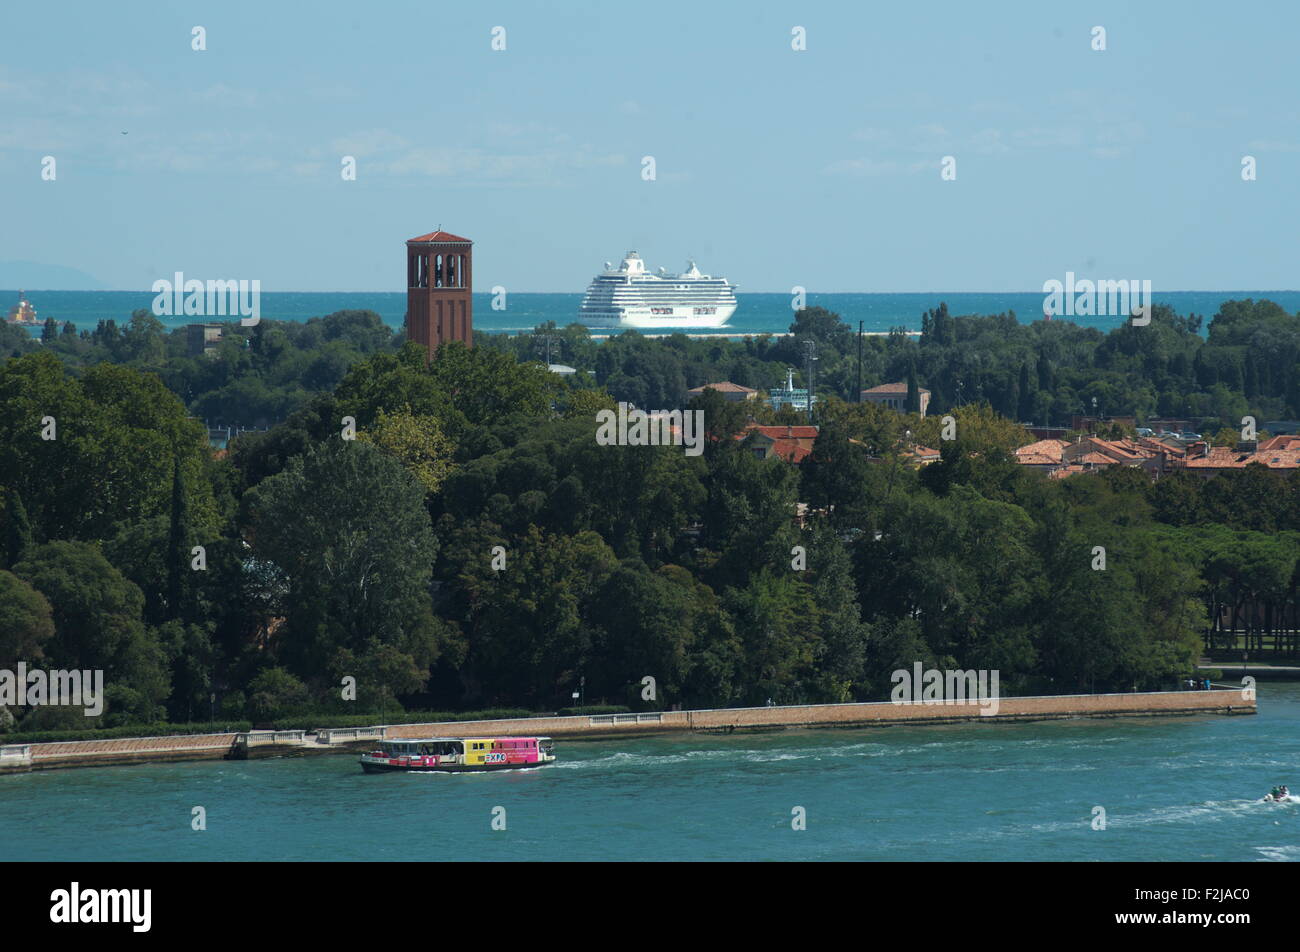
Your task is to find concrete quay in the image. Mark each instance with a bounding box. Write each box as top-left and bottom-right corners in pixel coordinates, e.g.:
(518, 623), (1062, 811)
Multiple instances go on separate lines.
(0, 688), (1252, 774)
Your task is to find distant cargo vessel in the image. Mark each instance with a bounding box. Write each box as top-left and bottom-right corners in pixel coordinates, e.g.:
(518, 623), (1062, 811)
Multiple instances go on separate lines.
(6, 291), (41, 327)
(359, 736), (555, 773)
(578, 252), (738, 329)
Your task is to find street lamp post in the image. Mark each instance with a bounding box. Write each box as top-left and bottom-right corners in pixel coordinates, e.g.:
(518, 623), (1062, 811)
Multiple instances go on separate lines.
(856, 321), (863, 402)
(802, 340), (817, 423)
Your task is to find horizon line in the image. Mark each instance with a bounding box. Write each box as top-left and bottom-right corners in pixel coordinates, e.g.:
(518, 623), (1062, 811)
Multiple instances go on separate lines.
(7, 287), (1300, 296)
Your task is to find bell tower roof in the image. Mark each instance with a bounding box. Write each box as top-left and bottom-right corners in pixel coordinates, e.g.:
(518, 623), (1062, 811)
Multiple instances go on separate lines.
(408, 229), (472, 244)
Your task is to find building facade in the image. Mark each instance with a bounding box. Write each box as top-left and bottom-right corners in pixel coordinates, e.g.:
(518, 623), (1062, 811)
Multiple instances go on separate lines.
(186, 323), (223, 357)
(406, 229), (473, 358)
(685, 381), (759, 403)
(861, 382), (930, 418)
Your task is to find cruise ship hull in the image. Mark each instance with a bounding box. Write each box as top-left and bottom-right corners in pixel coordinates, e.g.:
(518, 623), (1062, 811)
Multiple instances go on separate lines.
(579, 305), (737, 329)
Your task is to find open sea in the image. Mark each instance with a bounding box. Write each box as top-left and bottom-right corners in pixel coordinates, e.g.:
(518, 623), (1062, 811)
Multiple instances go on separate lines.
(2, 684), (1296, 862)
(6, 290), (1300, 339)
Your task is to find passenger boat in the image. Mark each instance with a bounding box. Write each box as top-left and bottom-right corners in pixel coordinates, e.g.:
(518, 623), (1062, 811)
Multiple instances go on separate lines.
(359, 736), (555, 773)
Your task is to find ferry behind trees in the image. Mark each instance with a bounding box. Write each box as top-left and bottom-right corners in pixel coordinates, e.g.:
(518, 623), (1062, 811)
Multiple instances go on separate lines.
(359, 737), (555, 773)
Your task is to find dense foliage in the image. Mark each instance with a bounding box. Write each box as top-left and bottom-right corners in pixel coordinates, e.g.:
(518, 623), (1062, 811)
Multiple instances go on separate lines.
(0, 300), (1297, 730)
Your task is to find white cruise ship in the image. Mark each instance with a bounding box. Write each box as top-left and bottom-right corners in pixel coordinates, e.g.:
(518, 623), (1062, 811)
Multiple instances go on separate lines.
(578, 252), (737, 329)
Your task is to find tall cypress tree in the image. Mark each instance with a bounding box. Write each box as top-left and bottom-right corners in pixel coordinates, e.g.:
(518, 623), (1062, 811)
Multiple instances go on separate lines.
(166, 456), (191, 621)
(905, 362), (920, 414)
(1017, 362), (1034, 422)
(1005, 371), (1020, 420)
(4, 490), (32, 569)
(934, 301), (955, 347)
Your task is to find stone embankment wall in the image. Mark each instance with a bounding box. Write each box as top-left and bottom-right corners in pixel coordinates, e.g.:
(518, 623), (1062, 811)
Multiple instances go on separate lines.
(385, 688), (1251, 738)
(0, 689), (1252, 773)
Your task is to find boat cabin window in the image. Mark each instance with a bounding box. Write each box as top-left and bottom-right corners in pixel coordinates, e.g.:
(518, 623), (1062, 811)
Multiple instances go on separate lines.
(403, 741), (463, 756)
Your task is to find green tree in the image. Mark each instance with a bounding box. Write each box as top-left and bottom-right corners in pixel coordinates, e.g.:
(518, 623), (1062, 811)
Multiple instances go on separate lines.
(905, 362), (920, 414)
(13, 541), (170, 722)
(356, 406), (455, 495)
(245, 439), (443, 682)
(166, 455), (192, 620)
(4, 490), (33, 568)
(458, 526), (618, 707)
(246, 667), (309, 722)
(0, 570), (55, 668)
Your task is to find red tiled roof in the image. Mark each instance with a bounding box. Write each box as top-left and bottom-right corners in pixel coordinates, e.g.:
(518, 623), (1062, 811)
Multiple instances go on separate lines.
(1016, 438), (1068, 461)
(1176, 447), (1300, 470)
(1137, 436), (1182, 456)
(407, 230), (472, 243)
(861, 382), (931, 395)
(1260, 434), (1300, 452)
(742, 424), (819, 440)
(687, 381), (758, 394)
(1058, 436), (1159, 466)
(769, 439), (812, 463)
(1096, 441), (1142, 461)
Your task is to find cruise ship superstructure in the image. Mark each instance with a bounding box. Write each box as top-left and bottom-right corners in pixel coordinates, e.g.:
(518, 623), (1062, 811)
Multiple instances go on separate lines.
(578, 252), (737, 329)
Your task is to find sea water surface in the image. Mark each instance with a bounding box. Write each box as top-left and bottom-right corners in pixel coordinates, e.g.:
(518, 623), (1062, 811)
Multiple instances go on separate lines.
(2, 685), (1297, 862)
(7, 290), (1300, 339)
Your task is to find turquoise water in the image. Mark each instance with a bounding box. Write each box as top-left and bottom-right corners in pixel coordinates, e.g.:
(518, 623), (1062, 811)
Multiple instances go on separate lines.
(3, 685), (1297, 862)
(7, 290), (1300, 340)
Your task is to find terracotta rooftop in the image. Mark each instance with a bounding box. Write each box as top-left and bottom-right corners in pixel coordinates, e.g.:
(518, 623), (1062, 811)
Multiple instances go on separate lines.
(1260, 434), (1300, 452)
(861, 382), (931, 395)
(769, 439), (813, 463)
(1077, 451), (1115, 465)
(1016, 439), (1068, 462)
(742, 424), (820, 440)
(1176, 446), (1300, 470)
(407, 230), (472, 243)
(1094, 439), (1143, 461)
(687, 381), (758, 394)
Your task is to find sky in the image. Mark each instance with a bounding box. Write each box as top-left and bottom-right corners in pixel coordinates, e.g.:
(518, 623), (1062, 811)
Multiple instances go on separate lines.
(2, 1), (1298, 293)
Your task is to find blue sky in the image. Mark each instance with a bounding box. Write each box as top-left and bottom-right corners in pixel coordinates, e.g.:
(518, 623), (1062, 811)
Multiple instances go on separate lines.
(3, 1), (1298, 292)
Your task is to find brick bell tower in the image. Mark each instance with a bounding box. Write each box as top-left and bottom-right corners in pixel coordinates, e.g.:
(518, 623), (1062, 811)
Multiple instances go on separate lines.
(406, 228), (473, 357)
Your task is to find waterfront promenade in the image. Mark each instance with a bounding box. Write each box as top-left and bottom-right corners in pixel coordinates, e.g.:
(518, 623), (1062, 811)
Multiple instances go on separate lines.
(0, 688), (1253, 774)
